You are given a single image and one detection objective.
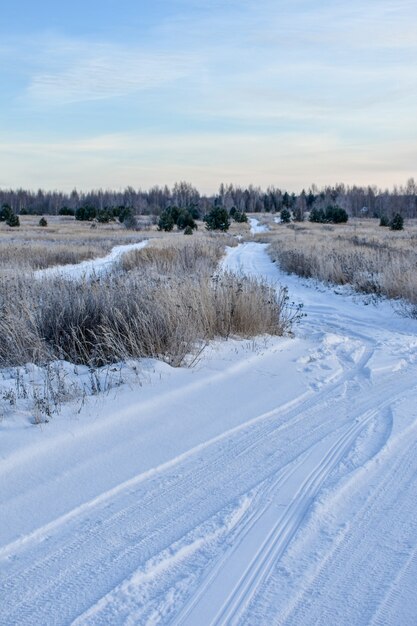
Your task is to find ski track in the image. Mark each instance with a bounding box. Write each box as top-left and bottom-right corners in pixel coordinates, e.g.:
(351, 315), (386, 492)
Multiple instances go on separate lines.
(1, 242), (417, 625)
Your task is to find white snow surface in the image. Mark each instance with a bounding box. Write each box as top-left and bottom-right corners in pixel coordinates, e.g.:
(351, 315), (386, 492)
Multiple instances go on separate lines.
(34, 239), (148, 280)
(1, 242), (417, 625)
(248, 217), (269, 234)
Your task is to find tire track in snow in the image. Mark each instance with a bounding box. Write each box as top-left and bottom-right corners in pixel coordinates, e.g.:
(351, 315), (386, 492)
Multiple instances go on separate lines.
(276, 416), (417, 626)
(172, 398), (407, 626)
(370, 541), (417, 626)
(2, 365), (412, 626)
(75, 455), (310, 626)
(0, 337), (372, 562)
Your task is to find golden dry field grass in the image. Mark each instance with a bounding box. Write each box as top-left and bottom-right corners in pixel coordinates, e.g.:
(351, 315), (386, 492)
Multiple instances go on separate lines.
(251, 216), (417, 307)
(0, 215), (250, 272)
(0, 215), (148, 271)
(0, 219), (293, 368)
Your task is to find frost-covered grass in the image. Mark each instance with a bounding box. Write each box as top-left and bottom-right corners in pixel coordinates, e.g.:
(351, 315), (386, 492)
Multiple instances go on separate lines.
(0, 215), (241, 272)
(0, 215), (145, 272)
(0, 240), (118, 271)
(120, 235), (231, 274)
(261, 218), (417, 311)
(0, 359), (135, 425)
(0, 238), (296, 369)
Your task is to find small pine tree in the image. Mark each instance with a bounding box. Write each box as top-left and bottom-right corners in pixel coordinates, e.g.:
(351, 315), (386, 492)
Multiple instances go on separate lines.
(204, 206), (230, 231)
(309, 207), (324, 223)
(233, 210), (248, 223)
(123, 211), (138, 230)
(324, 205), (348, 223)
(309, 205), (348, 224)
(158, 209), (175, 231)
(379, 215), (389, 227)
(293, 207), (305, 222)
(59, 206), (75, 216)
(280, 208), (291, 223)
(176, 209), (197, 231)
(39, 217), (48, 227)
(96, 209), (113, 223)
(0, 204), (12, 222)
(75, 206), (96, 221)
(390, 213), (404, 230)
(6, 213), (20, 227)
(118, 206), (135, 224)
(184, 225), (193, 235)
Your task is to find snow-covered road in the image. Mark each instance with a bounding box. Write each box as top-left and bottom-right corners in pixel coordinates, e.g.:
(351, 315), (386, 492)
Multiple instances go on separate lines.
(1, 243), (417, 625)
(248, 217), (269, 234)
(34, 239), (148, 280)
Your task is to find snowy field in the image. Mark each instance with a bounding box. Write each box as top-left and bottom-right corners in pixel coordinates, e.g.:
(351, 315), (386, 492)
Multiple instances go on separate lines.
(1, 242), (417, 625)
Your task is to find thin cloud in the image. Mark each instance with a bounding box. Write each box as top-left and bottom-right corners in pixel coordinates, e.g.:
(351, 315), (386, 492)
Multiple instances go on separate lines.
(24, 39), (197, 105)
(1, 0), (416, 189)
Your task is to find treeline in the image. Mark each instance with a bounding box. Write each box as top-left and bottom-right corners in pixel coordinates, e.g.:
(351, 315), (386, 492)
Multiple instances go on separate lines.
(1, 179), (416, 219)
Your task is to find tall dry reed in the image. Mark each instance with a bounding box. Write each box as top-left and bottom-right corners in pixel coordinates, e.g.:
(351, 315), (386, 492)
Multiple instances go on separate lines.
(264, 220), (417, 307)
(0, 239), (295, 368)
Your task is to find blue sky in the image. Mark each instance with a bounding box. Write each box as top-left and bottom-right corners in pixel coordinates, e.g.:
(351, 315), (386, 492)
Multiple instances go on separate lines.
(1, 0), (416, 192)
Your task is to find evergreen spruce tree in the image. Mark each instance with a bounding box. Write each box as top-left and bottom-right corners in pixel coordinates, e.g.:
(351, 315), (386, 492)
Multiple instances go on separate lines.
(280, 208), (291, 223)
(390, 213), (404, 230)
(204, 206), (230, 231)
(6, 213), (20, 227)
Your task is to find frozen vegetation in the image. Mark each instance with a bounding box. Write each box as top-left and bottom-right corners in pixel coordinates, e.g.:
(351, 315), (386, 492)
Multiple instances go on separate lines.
(34, 240), (148, 280)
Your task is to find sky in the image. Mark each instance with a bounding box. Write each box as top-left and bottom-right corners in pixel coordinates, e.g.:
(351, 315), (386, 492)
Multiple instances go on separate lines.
(1, 0), (416, 193)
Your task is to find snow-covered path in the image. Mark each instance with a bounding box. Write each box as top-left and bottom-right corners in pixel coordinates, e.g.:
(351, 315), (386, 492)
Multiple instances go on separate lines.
(34, 239), (148, 280)
(1, 243), (417, 625)
(248, 217), (269, 234)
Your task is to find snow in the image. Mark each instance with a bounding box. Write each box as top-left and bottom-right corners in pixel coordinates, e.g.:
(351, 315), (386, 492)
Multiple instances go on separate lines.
(1, 242), (417, 625)
(248, 217), (269, 234)
(34, 239), (148, 280)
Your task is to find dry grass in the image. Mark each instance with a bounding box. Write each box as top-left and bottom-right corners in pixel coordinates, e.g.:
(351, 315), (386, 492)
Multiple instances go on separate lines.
(0, 214), (138, 239)
(0, 237), (295, 368)
(0, 215), (145, 272)
(120, 235), (229, 275)
(259, 218), (417, 307)
(0, 241), (116, 272)
(0, 216), (239, 272)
